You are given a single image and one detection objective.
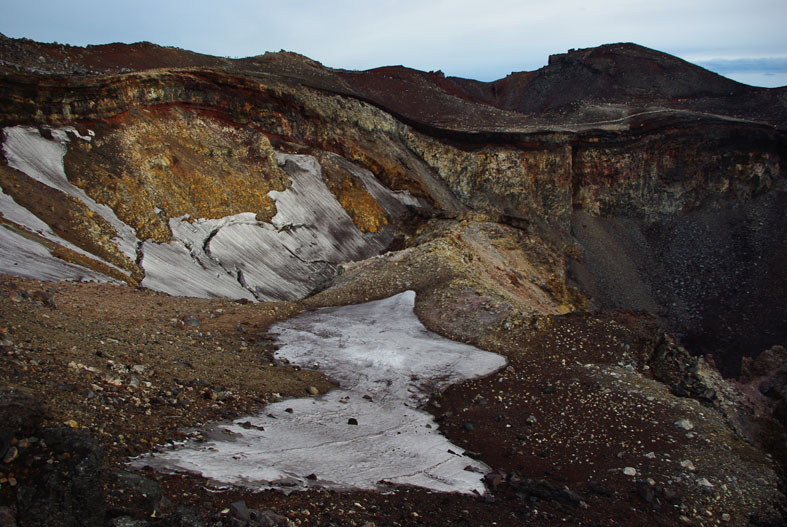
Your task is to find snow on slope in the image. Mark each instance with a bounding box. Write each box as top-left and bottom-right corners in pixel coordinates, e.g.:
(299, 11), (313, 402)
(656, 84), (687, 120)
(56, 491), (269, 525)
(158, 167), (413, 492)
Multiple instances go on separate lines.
(0, 226), (114, 282)
(0, 186), (128, 275)
(270, 153), (387, 262)
(1, 127), (421, 301)
(137, 291), (507, 494)
(140, 153), (399, 301)
(2, 126), (139, 261)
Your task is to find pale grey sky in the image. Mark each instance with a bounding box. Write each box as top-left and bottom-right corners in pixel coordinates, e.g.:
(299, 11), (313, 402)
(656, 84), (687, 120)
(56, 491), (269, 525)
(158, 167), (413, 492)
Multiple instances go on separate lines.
(2, 0), (786, 86)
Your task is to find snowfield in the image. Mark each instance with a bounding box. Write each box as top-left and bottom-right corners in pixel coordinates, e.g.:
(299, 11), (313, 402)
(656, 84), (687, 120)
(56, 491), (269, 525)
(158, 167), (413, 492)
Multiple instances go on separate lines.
(136, 291), (507, 494)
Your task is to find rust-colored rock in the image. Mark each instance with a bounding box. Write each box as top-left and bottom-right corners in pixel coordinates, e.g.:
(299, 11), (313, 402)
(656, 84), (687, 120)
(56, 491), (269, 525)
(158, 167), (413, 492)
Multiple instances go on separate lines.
(64, 106), (288, 242)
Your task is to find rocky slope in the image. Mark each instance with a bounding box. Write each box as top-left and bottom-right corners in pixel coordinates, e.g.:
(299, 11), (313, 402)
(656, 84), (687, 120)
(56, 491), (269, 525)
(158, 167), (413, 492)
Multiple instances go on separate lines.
(1, 34), (787, 526)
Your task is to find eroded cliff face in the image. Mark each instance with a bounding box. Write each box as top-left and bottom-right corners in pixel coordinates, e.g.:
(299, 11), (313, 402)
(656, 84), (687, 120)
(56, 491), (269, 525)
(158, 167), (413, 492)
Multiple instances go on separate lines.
(64, 106), (288, 242)
(0, 44), (785, 349)
(1, 43), (786, 337)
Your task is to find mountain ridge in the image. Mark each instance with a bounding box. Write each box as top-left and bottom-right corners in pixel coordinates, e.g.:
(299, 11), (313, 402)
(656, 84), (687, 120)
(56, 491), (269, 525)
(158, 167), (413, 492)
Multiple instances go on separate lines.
(2, 34), (785, 133)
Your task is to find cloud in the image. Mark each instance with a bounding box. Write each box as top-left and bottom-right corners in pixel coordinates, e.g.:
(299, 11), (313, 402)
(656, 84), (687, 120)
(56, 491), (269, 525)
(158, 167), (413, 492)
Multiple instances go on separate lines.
(696, 57), (787, 74)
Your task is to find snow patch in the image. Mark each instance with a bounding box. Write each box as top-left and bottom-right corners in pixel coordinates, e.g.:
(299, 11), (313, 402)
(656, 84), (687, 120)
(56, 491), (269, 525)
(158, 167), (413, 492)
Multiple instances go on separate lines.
(0, 186), (129, 275)
(271, 153), (386, 262)
(1, 126), (138, 260)
(138, 237), (256, 300)
(137, 291), (506, 494)
(0, 225), (114, 282)
(140, 154), (395, 301)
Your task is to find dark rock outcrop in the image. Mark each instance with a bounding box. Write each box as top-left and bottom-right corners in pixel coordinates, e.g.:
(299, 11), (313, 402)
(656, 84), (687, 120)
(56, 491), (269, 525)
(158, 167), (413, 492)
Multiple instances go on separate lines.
(14, 429), (105, 527)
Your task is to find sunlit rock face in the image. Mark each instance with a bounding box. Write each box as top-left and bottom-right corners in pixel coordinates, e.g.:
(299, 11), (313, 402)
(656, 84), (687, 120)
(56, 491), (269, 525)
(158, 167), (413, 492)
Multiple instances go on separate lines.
(134, 291), (507, 494)
(63, 106), (289, 243)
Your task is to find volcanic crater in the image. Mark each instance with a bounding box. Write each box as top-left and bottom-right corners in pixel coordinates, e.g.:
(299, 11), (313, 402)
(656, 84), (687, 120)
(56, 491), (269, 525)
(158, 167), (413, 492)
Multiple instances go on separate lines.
(1, 34), (786, 526)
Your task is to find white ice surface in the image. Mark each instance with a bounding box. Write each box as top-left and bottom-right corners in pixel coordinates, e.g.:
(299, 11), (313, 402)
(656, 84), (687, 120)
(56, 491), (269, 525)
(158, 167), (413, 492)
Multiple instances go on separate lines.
(206, 222), (333, 301)
(140, 153), (395, 301)
(137, 237), (257, 300)
(1, 126), (139, 260)
(136, 291), (507, 494)
(270, 153), (386, 263)
(0, 225), (114, 282)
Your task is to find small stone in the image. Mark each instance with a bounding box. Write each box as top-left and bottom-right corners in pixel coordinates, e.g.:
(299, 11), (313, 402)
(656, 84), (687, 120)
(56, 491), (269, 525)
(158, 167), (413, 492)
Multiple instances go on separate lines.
(463, 422), (476, 431)
(31, 290), (56, 308)
(674, 419), (694, 431)
(623, 467), (637, 476)
(644, 451), (656, 459)
(181, 316), (200, 328)
(64, 419), (78, 429)
(697, 477), (713, 488)
(7, 477), (16, 487)
(285, 408), (294, 414)
(307, 386), (319, 396)
(230, 501), (250, 521)
(348, 418), (358, 425)
(680, 460), (696, 472)
(3, 446), (18, 464)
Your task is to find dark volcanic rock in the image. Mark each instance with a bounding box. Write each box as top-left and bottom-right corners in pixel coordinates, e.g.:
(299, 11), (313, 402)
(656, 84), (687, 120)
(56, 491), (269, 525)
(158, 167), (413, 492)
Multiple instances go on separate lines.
(16, 427), (105, 527)
(648, 333), (716, 401)
(113, 471), (165, 519)
(0, 388), (46, 461)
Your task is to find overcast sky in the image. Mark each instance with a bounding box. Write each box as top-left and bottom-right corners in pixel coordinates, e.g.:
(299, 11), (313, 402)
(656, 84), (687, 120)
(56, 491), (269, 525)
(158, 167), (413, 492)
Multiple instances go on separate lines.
(2, 0), (786, 87)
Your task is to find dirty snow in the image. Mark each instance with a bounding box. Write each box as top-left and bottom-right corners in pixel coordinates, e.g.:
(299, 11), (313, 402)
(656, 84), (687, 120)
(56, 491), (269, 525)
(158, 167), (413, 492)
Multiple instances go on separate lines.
(137, 291), (506, 494)
(1, 126), (139, 260)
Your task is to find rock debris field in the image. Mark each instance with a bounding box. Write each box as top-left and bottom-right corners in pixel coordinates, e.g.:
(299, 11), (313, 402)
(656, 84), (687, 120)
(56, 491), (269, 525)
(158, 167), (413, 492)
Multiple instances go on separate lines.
(2, 276), (784, 526)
